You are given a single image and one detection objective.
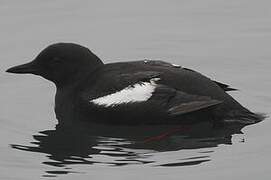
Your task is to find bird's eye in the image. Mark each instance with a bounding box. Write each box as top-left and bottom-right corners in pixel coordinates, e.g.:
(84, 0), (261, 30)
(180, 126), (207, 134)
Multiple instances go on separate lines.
(52, 57), (63, 64)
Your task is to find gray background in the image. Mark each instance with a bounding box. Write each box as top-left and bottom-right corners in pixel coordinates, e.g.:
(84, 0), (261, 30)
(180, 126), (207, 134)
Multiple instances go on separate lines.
(1, 0), (271, 179)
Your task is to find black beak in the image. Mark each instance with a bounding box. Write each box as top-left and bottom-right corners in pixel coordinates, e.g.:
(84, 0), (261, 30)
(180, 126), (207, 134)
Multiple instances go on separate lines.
(6, 61), (39, 74)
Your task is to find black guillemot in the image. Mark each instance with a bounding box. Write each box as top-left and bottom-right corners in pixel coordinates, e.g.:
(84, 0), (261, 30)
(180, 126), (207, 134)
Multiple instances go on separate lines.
(6, 43), (263, 125)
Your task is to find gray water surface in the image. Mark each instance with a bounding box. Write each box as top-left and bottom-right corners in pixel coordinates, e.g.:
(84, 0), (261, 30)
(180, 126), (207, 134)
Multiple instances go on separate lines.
(1, 0), (271, 179)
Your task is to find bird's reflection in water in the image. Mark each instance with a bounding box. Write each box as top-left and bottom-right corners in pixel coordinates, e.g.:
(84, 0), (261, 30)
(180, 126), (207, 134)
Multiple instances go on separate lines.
(11, 120), (248, 177)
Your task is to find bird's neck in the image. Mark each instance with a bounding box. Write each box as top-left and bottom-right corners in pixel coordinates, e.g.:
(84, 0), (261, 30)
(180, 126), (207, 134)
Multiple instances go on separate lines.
(55, 61), (103, 89)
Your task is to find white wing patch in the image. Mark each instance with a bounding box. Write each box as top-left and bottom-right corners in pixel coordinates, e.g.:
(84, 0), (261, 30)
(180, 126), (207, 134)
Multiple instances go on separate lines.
(90, 78), (160, 107)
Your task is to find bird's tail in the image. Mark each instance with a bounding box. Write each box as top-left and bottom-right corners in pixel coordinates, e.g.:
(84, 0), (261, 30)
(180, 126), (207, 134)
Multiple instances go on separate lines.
(223, 111), (266, 125)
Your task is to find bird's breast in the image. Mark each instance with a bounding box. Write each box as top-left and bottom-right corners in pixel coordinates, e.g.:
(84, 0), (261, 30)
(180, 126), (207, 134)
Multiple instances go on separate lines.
(55, 89), (77, 123)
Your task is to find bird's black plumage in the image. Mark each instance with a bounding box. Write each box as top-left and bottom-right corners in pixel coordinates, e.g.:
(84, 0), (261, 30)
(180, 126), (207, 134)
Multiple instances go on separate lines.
(6, 43), (263, 125)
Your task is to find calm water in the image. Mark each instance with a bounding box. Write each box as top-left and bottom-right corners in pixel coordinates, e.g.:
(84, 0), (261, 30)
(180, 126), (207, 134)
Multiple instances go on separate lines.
(1, 0), (271, 179)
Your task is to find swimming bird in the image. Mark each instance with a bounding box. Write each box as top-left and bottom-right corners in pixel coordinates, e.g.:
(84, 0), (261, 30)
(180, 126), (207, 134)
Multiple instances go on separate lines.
(6, 43), (262, 125)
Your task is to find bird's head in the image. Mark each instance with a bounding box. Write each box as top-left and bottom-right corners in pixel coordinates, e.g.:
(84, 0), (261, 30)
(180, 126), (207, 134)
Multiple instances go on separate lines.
(6, 43), (104, 87)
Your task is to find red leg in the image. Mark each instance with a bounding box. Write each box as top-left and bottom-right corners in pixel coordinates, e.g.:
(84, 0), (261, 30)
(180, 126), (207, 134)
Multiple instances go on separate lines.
(143, 126), (191, 143)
